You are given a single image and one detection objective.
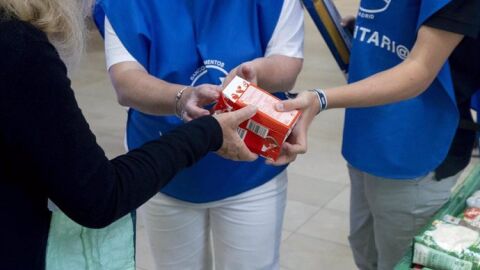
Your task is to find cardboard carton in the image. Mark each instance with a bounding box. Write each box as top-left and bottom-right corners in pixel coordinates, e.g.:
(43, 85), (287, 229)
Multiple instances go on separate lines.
(214, 76), (301, 160)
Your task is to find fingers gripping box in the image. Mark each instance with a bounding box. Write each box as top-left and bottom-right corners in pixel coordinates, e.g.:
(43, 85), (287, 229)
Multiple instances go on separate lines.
(214, 76), (301, 160)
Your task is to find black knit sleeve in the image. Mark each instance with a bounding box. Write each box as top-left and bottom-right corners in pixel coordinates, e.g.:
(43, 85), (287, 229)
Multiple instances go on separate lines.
(1, 22), (222, 228)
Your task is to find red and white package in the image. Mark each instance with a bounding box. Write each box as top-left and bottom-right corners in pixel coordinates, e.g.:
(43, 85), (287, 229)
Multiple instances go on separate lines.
(464, 207), (480, 229)
(214, 76), (301, 160)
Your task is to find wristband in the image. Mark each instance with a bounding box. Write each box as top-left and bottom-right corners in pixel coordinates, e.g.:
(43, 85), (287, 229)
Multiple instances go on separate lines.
(309, 89), (328, 114)
(285, 91), (298, 99)
(175, 86), (189, 119)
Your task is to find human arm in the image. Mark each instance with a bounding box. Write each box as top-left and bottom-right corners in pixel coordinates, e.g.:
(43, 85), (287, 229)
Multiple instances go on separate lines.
(109, 62), (221, 121)
(2, 27), (256, 228)
(225, 55), (303, 92)
(297, 25), (463, 110)
(271, 25), (464, 165)
(223, 0), (304, 92)
(104, 18), (220, 121)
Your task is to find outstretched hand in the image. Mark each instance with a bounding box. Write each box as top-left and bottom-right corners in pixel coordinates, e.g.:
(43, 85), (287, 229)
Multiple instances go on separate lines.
(267, 91), (319, 166)
(224, 62), (258, 86)
(214, 105), (259, 162)
(341, 15), (356, 35)
(180, 84), (222, 122)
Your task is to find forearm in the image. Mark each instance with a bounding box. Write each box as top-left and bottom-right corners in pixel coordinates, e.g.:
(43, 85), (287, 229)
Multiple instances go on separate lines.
(324, 26), (463, 110)
(325, 58), (432, 109)
(73, 116), (222, 228)
(16, 34), (223, 229)
(110, 64), (184, 116)
(251, 55), (303, 92)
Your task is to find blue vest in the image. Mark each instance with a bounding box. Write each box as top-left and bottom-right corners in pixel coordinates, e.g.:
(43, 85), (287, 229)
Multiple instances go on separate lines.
(94, 0), (287, 203)
(342, 0), (458, 179)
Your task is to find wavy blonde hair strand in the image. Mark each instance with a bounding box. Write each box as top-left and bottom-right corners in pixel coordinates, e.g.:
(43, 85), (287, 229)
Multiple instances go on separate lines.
(0, 0), (91, 69)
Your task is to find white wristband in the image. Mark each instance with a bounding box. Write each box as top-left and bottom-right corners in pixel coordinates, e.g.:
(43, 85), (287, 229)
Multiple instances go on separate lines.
(309, 89), (328, 114)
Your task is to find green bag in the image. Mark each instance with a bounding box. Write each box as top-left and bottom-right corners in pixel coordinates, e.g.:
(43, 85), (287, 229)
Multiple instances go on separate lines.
(46, 210), (135, 270)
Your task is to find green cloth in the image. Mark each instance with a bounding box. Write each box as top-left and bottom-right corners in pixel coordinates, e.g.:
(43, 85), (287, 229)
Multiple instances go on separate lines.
(46, 211), (135, 270)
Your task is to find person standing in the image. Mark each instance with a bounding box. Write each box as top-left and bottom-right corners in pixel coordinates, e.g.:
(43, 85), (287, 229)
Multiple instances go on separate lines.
(0, 0), (260, 269)
(94, 0), (304, 269)
(273, 0), (480, 269)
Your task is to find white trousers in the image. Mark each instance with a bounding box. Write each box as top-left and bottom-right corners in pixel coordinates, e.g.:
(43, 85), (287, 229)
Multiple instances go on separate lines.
(138, 171), (288, 270)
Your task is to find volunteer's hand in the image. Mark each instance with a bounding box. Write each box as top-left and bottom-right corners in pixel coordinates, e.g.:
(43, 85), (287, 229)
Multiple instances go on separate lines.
(180, 84), (222, 122)
(267, 91), (319, 166)
(214, 105), (259, 161)
(341, 15), (356, 35)
(224, 62), (258, 86)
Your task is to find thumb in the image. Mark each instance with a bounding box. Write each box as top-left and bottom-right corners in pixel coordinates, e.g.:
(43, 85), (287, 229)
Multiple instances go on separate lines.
(231, 105), (257, 125)
(275, 98), (305, 112)
(240, 64), (255, 81)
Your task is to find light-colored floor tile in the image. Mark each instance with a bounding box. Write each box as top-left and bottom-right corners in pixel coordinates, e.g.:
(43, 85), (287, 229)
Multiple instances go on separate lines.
(287, 172), (345, 207)
(307, 109), (346, 141)
(325, 186), (351, 213)
(94, 133), (127, 158)
(334, 0), (361, 15)
(287, 138), (349, 185)
(282, 230), (293, 242)
(280, 233), (356, 270)
(297, 208), (350, 246)
(283, 200), (320, 232)
(73, 76), (118, 100)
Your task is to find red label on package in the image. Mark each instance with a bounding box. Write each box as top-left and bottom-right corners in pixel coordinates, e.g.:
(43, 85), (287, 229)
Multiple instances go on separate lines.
(214, 76), (301, 160)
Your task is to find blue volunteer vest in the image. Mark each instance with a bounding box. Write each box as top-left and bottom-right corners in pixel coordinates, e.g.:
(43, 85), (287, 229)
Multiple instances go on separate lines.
(343, 0), (459, 179)
(94, 0), (287, 203)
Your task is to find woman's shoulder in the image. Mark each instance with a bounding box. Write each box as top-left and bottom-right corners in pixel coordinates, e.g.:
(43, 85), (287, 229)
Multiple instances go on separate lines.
(1, 17), (53, 63)
(0, 17), (59, 95)
(1, 17), (50, 51)
(2, 17), (60, 59)
(0, 19), (25, 58)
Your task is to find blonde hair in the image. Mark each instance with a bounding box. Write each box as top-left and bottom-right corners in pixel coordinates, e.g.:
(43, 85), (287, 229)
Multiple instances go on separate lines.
(0, 0), (91, 69)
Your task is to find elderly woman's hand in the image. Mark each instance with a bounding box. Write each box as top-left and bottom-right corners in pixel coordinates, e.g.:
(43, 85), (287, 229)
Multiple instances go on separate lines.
(179, 84), (222, 122)
(223, 61), (258, 87)
(213, 105), (259, 162)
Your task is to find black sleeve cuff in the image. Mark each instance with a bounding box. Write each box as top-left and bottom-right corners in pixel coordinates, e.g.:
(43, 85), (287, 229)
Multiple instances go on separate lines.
(192, 115), (223, 152)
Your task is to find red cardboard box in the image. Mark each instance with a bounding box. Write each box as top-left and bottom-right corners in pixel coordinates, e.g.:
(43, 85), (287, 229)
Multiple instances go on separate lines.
(214, 76), (301, 160)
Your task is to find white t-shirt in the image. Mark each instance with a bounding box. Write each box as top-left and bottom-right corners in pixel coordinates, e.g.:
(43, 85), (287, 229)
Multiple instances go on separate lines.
(104, 0), (304, 70)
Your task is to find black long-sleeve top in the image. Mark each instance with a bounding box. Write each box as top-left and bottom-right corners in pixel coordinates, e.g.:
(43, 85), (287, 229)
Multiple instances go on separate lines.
(0, 18), (223, 270)
(424, 0), (480, 179)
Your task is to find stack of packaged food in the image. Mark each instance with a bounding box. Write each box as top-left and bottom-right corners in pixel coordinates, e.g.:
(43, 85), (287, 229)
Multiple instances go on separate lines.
(406, 167), (480, 270)
(413, 202), (480, 269)
(394, 166), (480, 270)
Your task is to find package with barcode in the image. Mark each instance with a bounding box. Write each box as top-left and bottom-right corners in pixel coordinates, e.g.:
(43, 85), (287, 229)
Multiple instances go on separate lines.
(214, 76), (301, 160)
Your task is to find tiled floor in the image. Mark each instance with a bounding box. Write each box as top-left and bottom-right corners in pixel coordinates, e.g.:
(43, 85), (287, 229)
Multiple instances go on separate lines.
(70, 1), (477, 269)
